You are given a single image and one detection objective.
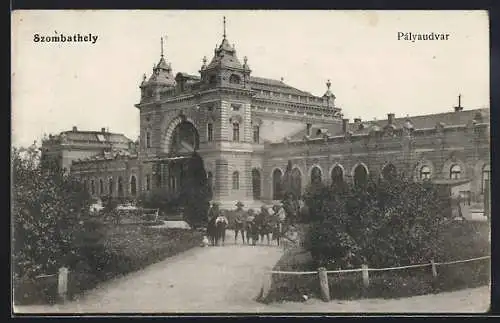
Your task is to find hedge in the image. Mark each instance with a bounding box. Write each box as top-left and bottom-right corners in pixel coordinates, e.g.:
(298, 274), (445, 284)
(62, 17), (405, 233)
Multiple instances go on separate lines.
(13, 225), (202, 305)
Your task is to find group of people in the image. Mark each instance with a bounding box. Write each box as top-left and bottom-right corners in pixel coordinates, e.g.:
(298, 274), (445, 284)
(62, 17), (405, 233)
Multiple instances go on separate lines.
(205, 201), (287, 247)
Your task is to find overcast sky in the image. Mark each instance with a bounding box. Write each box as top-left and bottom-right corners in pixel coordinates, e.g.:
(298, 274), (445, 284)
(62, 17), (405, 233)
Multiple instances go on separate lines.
(12, 10), (489, 148)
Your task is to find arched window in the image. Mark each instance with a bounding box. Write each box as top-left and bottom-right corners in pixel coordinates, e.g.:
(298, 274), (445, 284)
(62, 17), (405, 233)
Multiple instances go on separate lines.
(232, 171), (240, 190)
(91, 180), (95, 195)
(253, 126), (260, 143)
(311, 166), (322, 184)
(482, 164), (490, 194)
(99, 179), (104, 195)
(331, 165), (344, 185)
(450, 164), (462, 179)
(381, 163), (397, 181)
(272, 169), (283, 200)
(291, 168), (302, 198)
(146, 174), (151, 191)
(146, 131), (151, 148)
(83, 180), (88, 192)
(118, 176), (124, 197)
(252, 169), (261, 200)
(420, 166), (431, 180)
(232, 123), (240, 142)
(229, 74), (241, 84)
(130, 175), (137, 196)
(354, 164), (368, 187)
(108, 178), (113, 195)
(207, 172), (214, 198)
(207, 123), (214, 142)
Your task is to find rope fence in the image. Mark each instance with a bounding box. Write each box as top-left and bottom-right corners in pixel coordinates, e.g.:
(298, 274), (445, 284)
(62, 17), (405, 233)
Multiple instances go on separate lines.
(260, 255), (491, 302)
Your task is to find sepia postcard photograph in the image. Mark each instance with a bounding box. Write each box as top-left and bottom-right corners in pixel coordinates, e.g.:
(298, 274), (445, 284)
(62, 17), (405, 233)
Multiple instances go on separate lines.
(11, 10), (491, 314)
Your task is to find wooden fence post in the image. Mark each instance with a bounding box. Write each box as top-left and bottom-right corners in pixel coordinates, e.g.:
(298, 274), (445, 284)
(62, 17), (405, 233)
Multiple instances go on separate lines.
(318, 267), (330, 302)
(58, 267), (69, 302)
(430, 259), (438, 278)
(361, 264), (370, 288)
(258, 266), (273, 301)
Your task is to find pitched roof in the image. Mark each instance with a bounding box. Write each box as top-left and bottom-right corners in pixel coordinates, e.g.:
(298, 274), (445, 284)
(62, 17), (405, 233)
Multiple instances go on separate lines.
(287, 108), (489, 141)
(206, 38), (244, 70)
(250, 76), (315, 97)
(60, 130), (133, 145)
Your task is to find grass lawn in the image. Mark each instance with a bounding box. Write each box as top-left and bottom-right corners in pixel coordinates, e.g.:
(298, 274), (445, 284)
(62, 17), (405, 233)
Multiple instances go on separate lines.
(264, 221), (490, 303)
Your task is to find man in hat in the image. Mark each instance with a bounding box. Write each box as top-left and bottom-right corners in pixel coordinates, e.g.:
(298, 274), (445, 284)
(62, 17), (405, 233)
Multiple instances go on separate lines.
(206, 202), (220, 246)
(233, 201), (246, 244)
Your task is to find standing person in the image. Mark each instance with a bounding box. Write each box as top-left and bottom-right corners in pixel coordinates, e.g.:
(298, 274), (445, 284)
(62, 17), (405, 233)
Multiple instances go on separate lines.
(245, 209), (256, 245)
(268, 208), (280, 246)
(233, 201), (246, 244)
(215, 210), (229, 246)
(206, 202), (219, 246)
(272, 204), (284, 246)
(256, 206), (271, 245)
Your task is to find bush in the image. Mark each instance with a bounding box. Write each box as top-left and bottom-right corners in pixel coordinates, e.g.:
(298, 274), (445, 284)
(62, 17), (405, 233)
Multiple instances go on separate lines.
(303, 177), (445, 269)
(263, 220), (490, 303)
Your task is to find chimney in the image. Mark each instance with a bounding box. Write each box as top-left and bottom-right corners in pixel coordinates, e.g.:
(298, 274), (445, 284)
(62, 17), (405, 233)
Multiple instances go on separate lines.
(354, 118), (361, 124)
(72, 126), (77, 132)
(388, 113), (395, 124)
(101, 127), (106, 133)
(454, 94), (464, 112)
(306, 123), (312, 137)
(342, 118), (349, 133)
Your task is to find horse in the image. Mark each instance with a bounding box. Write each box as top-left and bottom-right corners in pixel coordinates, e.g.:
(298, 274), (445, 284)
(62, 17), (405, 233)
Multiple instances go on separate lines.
(215, 215), (228, 246)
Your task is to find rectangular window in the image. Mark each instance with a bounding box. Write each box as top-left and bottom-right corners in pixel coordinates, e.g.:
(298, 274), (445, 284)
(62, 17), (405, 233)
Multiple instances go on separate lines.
(232, 104), (241, 111)
(146, 131), (151, 148)
(253, 126), (260, 143)
(233, 123), (240, 142)
(207, 123), (214, 142)
(232, 171), (240, 190)
(146, 174), (151, 191)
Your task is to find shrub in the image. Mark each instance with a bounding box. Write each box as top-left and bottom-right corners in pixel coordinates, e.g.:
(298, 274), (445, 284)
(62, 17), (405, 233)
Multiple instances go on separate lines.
(303, 176), (446, 269)
(264, 218), (490, 303)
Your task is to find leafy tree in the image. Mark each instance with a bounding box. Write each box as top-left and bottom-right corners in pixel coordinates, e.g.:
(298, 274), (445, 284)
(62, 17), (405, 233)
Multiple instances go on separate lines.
(303, 175), (446, 269)
(12, 144), (92, 280)
(179, 152), (211, 229)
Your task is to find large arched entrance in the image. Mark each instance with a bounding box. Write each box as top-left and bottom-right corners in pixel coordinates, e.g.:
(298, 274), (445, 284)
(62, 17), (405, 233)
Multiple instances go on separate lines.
(381, 163), (397, 181)
(159, 120), (202, 199)
(290, 168), (302, 198)
(331, 165), (344, 186)
(353, 164), (368, 188)
(310, 166), (322, 185)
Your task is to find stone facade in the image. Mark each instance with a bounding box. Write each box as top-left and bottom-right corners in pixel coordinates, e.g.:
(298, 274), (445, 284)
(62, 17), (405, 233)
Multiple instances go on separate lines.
(43, 27), (490, 210)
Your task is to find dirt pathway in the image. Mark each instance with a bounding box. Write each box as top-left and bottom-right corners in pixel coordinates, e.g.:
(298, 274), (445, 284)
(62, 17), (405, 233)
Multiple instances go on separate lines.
(14, 234), (490, 314)
(14, 238), (283, 314)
